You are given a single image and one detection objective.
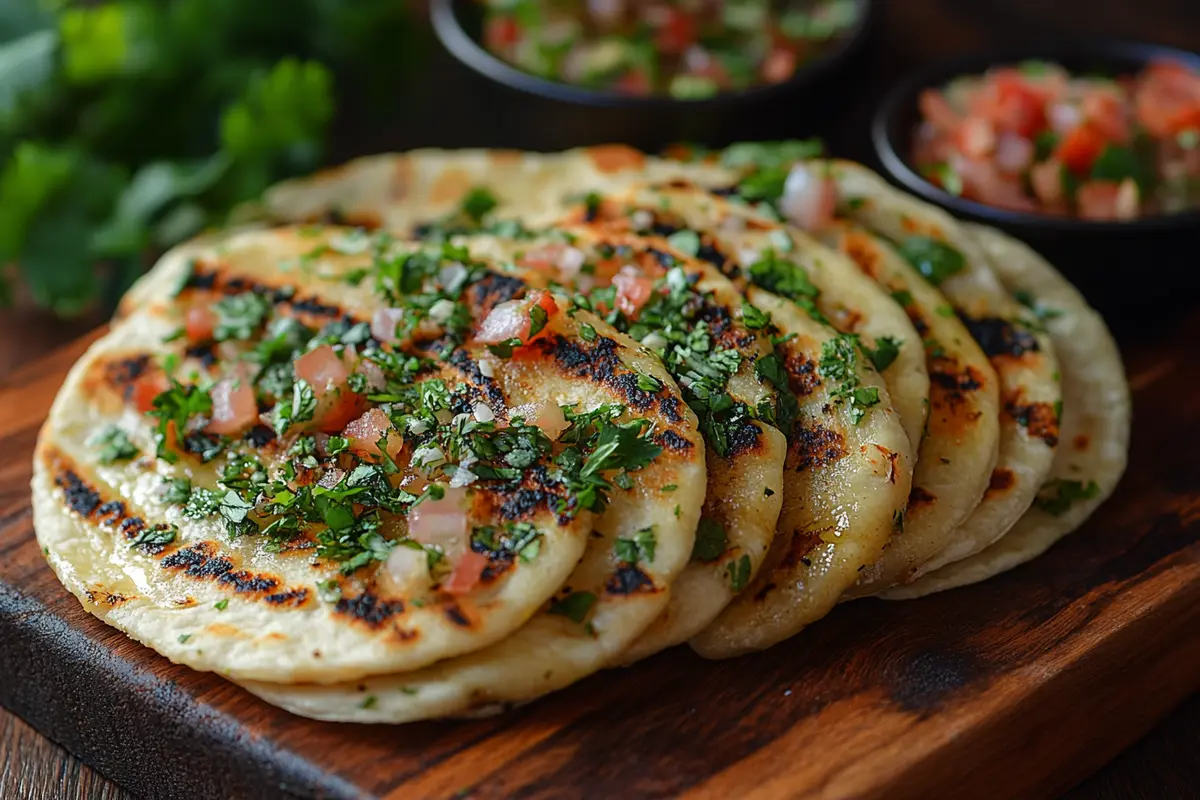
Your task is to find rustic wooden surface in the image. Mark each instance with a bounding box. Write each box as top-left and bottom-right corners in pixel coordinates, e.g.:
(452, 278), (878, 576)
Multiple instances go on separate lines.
(4, 0), (1200, 798)
(2, 309), (1200, 800)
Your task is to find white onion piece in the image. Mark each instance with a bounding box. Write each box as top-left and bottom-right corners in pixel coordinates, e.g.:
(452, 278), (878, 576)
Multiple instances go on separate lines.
(438, 262), (468, 294)
(509, 400), (569, 440)
(473, 402), (495, 423)
(994, 134), (1034, 173)
(641, 332), (668, 350)
(779, 163), (839, 232)
(381, 545), (429, 594)
(408, 487), (469, 561)
(429, 298), (457, 325)
(630, 209), (654, 231)
(558, 246), (586, 277)
(412, 444), (446, 470)
(1049, 102), (1083, 134)
(371, 308), (406, 344)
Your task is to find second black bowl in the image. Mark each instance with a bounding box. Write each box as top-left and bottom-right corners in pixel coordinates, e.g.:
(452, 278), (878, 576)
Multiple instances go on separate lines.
(871, 40), (1200, 326)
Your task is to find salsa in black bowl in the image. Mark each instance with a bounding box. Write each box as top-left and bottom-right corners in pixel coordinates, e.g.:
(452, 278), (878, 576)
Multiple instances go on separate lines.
(871, 40), (1200, 323)
(431, 0), (877, 152)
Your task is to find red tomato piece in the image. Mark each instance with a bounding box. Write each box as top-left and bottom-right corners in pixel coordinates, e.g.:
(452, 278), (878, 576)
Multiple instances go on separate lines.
(207, 377), (258, 436)
(1076, 181), (1122, 220)
(342, 407), (402, 459)
(443, 550), (490, 597)
(1056, 124), (1106, 173)
(295, 345), (350, 397)
(615, 68), (652, 95)
(612, 267), (655, 319)
(1082, 89), (1130, 143)
(919, 88), (961, 134)
(761, 48), (797, 84)
(484, 16), (520, 50)
(185, 306), (216, 343)
(131, 373), (168, 414)
(476, 290), (560, 345)
(654, 8), (696, 55)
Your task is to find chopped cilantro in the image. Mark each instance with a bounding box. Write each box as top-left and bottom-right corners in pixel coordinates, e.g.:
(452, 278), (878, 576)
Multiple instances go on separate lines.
(1014, 289), (1064, 325)
(898, 236), (966, 286)
(212, 292), (271, 341)
(1090, 144), (1149, 187)
(579, 322), (598, 341)
(528, 302), (549, 338)
(146, 382), (213, 463)
(1034, 479), (1099, 516)
(862, 336), (901, 372)
(635, 372), (662, 392)
(214, 598), (229, 611)
(726, 554), (751, 592)
(820, 334), (880, 424)
(692, 517), (728, 562)
(359, 695), (378, 710)
(317, 578), (342, 603)
(183, 487), (221, 519)
(160, 477), (192, 505)
(614, 526), (657, 564)
(178, 634), (191, 644)
(91, 426), (139, 465)
(460, 187), (498, 223)
(890, 289), (914, 307)
(742, 303), (770, 329)
(129, 524), (177, 549)
(548, 591), (597, 624)
(472, 522), (542, 563)
(269, 378), (317, 436)
(666, 229), (701, 257)
(747, 250), (819, 302)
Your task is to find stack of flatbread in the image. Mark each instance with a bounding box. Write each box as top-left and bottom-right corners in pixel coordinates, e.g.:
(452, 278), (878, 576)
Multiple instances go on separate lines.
(32, 143), (1131, 723)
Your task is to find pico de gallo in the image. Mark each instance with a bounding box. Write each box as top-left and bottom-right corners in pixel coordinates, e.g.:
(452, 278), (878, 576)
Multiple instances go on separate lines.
(912, 60), (1200, 220)
(480, 0), (860, 98)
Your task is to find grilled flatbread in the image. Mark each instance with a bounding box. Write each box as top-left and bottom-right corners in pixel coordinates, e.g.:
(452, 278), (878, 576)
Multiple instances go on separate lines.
(454, 223), (788, 661)
(825, 161), (1062, 592)
(34, 225), (705, 685)
(817, 222), (1001, 595)
(884, 226), (1130, 598)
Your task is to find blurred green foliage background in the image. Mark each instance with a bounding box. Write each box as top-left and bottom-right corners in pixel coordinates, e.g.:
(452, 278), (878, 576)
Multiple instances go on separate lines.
(0, 0), (422, 316)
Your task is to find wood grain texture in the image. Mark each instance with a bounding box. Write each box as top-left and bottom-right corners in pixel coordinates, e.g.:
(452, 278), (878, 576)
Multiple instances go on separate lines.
(1, 307), (1199, 800)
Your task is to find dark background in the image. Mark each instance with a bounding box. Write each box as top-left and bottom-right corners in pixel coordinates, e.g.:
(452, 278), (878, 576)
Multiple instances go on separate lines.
(3, 0), (1200, 797)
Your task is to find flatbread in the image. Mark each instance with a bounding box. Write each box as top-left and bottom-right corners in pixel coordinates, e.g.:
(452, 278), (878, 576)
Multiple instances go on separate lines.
(690, 288), (914, 658)
(35, 225), (705, 685)
(826, 161), (1063, 592)
(883, 225), (1130, 598)
(453, 224), (788, 662)
(817, 222), (1001, 594)
(611, 182), (929, 451)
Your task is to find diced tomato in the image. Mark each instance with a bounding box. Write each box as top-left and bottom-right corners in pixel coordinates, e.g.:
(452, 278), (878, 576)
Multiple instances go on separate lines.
(612, 266), (655, 319)
(1055, 124), (1106, 173)
(761, 48), (797, 85)
(342, 407), (403, 459)
(614, 68), (652, 95)
(993, 133), (1034, 173)
(295, 345), (349, 396)
(1082, 88), (1130, 143)
(476, 290), (560, 345)
(1076, 181), (1123, 220)
(443, 550), (490, 596)
(185, 306), (216, 343)
(409, 487), (469, 551)
(131, 372), (168, 414)
(1135, 60), (1200, 137)
(207, 377), (258, 436)
(988, 70), (1048, 136)
(483, 16), (520, 50)
(919, 89), (961, 134)
(654, 8), (696, 55)
(294, 345), (366, 432)
(955, 156), (1037, 212)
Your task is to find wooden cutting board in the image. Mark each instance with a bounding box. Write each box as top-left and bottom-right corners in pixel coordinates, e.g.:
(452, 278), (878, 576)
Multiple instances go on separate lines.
(2, 314), (1199, 800)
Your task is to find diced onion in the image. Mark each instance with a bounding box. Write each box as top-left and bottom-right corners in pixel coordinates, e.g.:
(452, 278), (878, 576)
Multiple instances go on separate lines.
(438, 262), (468, 294)
(641, 332), (668, 350)
(371, 308), (406, 344)
(477, 358), (495, 379)
(630, 210), (654, 231)
(473, 402), (495, 423)
(412, 445), (446, 469)
(429, 298), (457, 325)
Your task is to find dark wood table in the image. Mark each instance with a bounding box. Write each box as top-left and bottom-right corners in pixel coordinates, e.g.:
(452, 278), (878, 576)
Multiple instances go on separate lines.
(3, 0), (1199, 796)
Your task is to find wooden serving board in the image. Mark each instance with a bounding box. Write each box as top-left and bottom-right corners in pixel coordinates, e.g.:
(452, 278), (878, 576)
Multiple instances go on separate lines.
(2, 314), (1199, 800)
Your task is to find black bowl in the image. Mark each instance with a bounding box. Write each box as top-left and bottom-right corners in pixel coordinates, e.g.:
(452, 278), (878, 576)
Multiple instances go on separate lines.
(430, 0), (877, 152)
(871, 40), (1200, 325)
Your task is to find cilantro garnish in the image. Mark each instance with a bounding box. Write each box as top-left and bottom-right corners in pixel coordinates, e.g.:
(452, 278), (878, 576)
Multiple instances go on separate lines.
(214, 598), (229, 611)
(472, 522), (542, 563)
(747, 250), (819, 302)
(183, 487), (222, 519)
(160, 478), (192, 505)
(1014, 289), (1064, 325)
(91, 426), (139, 465)
(742, 303), (770, 329)
(666, 229), (701, 257)
(897, 236), (966, 286)
(819, 334), (880, 424)
(548, 591), (597, 624)
(129, 524), (177, 549)
(212, 293), (271, 341)
(890, 289), (914, 307)
(692, 517), (728, 562)
(614, 526), (657, 564)
(579, 322), (598, 341)
(460, 187), (498, 223)
(862, 336), (902, 372)
(1034, 479), (1100, 516)
(726, 554), (751, 592)
(268, 378), (317, 436)
(146, 381), (213, 463)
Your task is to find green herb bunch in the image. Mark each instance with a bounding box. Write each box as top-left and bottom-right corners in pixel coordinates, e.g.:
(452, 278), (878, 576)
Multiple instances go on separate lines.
(0, 0), (420, 315)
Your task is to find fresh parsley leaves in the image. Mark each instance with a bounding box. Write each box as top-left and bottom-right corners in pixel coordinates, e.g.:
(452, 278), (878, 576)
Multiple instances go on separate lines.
(898, 236), (966, 286)
(548, 591), (597, 624)
(614, 526), (657, 564)
(692, 517), (728, 562)
(91, 426), (138, 465)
